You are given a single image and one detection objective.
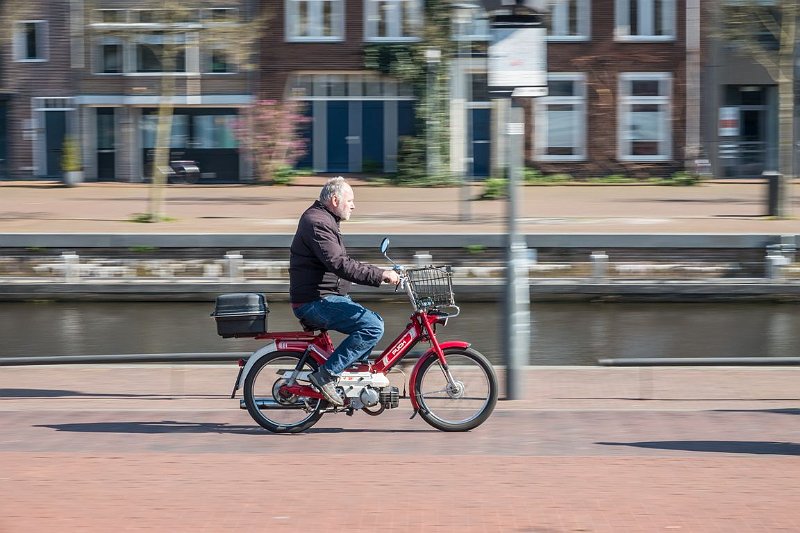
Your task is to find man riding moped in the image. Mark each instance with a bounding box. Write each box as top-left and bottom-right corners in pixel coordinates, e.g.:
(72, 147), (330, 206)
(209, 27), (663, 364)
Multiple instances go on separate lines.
(289, 177), (400, 406)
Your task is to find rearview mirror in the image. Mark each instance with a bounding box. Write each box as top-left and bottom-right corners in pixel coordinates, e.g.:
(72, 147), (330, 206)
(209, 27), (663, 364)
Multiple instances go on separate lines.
(380, 238), (390, 254)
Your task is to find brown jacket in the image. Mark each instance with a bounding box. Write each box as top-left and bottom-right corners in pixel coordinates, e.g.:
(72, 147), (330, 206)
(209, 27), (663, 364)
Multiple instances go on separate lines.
(289, 201), (383, 304)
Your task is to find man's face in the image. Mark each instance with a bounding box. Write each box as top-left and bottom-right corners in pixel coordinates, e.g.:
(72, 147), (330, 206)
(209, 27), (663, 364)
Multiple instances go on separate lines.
(332, 185), (355, 221)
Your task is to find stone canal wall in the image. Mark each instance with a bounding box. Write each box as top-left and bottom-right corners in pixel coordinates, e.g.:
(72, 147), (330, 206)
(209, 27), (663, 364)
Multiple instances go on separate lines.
(0, 233), (798, 302)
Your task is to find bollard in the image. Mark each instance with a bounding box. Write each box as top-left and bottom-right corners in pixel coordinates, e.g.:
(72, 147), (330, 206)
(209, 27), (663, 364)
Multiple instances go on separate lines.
(763, 171), (784, 217)
(62, 251), (79, 283)
(780, 234), (796, 262)
(414, 251), (433, 267)
(590, 251), (608, 281)
(225, 250), (243, 282)
(766, 248), (788, 280)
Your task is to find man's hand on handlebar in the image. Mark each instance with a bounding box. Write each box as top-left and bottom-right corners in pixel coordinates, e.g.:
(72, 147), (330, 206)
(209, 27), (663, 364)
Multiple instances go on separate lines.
(382, 270), (401, 285)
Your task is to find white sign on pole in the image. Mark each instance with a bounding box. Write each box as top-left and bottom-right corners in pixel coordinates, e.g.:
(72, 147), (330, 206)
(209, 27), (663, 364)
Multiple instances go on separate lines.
(719, 106), (739, 137)
(488, 26), (547, 92)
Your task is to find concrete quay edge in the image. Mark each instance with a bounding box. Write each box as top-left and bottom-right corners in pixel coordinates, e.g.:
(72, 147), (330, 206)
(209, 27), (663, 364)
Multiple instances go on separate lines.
(0, 232), (797, 249)
(0, 278), (799, 302)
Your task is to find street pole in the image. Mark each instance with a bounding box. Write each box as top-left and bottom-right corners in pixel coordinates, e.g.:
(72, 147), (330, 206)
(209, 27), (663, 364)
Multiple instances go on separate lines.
(456, 7), (472, 222)
(425, 48), (441, 179)
(503, 103), (530, 400)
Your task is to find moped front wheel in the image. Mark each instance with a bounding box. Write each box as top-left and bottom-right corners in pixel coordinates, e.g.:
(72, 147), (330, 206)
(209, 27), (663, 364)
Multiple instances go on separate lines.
(414, 347), (498, 432)
(243, 351), (324, 433)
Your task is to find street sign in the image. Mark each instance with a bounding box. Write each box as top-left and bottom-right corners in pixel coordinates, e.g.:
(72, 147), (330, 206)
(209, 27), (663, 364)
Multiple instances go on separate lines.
(487, 8), (546, 98)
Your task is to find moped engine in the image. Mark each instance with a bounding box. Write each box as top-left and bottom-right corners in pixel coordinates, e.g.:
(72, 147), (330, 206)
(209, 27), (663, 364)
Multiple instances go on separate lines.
(380, 387), (400, 409)
(359, 387), (380, 408)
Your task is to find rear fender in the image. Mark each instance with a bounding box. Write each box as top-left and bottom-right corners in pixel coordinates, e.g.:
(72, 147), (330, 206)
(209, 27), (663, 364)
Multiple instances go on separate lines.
(408, 340), (471, 411)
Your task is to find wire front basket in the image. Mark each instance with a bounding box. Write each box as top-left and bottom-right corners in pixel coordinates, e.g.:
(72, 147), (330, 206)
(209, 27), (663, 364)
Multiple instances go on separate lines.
(405, 266), (455, 310)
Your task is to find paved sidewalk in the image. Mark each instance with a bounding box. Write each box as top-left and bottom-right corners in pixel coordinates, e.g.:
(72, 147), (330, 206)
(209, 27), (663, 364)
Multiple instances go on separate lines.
(0, 178), (798, 234)
(1, 365), (798, 531)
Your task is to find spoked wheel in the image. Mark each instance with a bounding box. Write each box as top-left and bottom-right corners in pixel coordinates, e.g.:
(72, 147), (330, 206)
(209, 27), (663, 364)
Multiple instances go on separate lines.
(243, 351), (325, 433)
(414, 347), (498, 432)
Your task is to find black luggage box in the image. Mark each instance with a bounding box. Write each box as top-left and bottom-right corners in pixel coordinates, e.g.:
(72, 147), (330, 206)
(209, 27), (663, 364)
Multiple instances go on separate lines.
(212, 293), (268, 338)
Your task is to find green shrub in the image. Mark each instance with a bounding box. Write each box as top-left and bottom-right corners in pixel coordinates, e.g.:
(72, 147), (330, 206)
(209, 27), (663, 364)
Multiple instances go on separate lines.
(588, 174), (637, 184)
(61, 136), (82, 172)
(523, 169), (573, 184)
(272, 165), (296, 185)
(480, 177), (508, 199)
(669, 171), (701, 186)
(545, 173), (573, 183)
(393, 135), (456, 186)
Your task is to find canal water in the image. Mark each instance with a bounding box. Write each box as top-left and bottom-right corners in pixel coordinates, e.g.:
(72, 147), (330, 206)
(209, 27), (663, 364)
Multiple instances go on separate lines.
(1, 301), (798, 365)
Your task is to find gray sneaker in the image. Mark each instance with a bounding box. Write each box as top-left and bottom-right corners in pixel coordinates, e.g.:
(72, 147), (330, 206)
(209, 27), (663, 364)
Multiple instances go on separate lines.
(309, 369), (344, 407)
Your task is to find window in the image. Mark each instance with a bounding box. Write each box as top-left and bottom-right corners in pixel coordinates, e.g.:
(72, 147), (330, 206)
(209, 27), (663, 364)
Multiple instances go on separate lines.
(615, 0), (675, 40)
(365, 0), (422, 41)
(548, 0), (590, 40)
(618, 73), (671, 160)
(194, 115), (238, 148)
(141, 114), (189, 149)
(14, 21), (47, 61)
(286, 0), (344, 41)
(207, 47), (233, 73)
(136, 34), (187, 73)
(534, 74), (586, 160)
(99, 41), (123, 73)
(96, 9), (127, 23)
(204, 8), (238, 23)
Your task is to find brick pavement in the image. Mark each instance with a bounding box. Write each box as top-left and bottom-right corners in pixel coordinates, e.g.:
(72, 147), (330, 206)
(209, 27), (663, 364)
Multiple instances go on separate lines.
(1, 178), (799, 531)
(0, 178), (798, 234)
(1, 365), (799, 531)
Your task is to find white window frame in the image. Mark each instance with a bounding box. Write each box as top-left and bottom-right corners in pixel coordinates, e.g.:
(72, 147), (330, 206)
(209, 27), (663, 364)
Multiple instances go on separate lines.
(617, 72), (672, 161)
(131, 33), (198, 76)
(364, 0), (422, 42)
(548, 0), (591, 41)
(534, 73), (587, 161)
(13, 20), (48, 62)
(94, 37), (125, 74)
(614, 0), (675, 41)
(286, 0), (345, 42)
(205, 45), (237, 74)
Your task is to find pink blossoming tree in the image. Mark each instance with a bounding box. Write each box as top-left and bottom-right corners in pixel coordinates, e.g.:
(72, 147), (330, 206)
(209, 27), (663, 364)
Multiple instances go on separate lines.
(239, 99), (310, 184)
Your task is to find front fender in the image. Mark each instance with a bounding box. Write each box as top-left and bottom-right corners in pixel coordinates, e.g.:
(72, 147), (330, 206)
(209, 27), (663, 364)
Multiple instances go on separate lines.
(408, 340), (471, 411)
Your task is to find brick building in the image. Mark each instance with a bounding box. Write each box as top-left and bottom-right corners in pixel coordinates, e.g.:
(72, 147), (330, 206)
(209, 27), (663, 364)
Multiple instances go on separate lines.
(256, 0), (701, 179)
(6, 0), (780, 184)
(2, 1), (77, 180)
(1, 0), (256, 182)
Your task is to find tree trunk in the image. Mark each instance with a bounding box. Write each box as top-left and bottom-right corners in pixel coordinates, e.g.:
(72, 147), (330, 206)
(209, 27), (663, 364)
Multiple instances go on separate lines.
(148, 50), (176, 222)
(775, 1), (797, 218)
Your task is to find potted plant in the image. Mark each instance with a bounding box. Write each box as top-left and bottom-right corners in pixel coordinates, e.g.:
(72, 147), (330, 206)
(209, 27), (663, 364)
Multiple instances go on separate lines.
(61, 135), (83, 187)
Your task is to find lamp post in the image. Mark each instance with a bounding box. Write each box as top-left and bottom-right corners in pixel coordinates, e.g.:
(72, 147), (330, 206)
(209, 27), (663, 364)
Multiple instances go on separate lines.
(452, 2), (476, 222)
(425, 47), (441, 179)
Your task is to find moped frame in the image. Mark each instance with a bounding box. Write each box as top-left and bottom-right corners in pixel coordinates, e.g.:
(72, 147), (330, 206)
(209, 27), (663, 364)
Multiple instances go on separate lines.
(234, 310), (469, 411)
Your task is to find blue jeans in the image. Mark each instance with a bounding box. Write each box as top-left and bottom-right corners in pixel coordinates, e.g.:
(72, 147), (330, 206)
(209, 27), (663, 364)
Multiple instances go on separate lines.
(292, 295), (384, 376)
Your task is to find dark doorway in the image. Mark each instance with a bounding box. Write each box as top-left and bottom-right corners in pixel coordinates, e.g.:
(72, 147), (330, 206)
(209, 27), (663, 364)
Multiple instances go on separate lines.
(362, 101), (384, 172)
(326, 101), (349, 172)
(45, 111), (67, 178)
(97, 108), (116, 181)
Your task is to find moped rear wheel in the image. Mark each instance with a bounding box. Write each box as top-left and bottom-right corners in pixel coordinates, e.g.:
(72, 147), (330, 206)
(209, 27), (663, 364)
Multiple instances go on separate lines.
(243, 351), (324, 433)
(414, 347), (498, 432)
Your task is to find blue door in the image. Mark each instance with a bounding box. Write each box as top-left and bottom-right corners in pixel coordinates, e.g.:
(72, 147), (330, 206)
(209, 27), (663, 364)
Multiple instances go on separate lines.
(45, 111), (67, 178)
(362, 101), (384, 172)
(471, 108), (491, 178)
(327, 101), (349, 172)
